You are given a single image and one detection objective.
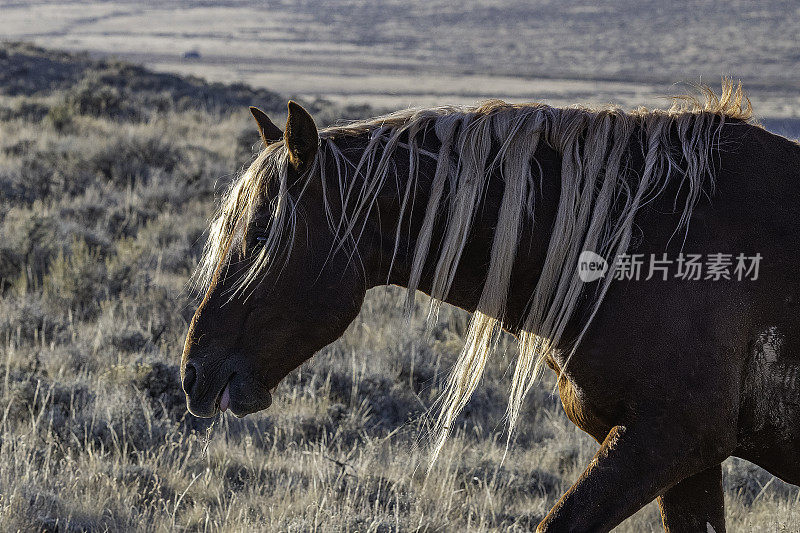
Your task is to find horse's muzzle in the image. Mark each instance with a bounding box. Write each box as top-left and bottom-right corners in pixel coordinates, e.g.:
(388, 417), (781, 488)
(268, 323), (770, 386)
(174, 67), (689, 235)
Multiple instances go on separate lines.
(182, 360), (272, 418)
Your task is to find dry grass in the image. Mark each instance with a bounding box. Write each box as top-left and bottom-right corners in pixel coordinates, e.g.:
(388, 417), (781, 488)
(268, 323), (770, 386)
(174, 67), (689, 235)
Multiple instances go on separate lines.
(0, 42), (797, 532)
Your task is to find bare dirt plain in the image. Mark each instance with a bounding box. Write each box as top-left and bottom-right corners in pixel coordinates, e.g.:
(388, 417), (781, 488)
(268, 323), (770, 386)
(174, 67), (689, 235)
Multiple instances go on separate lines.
(2, 0), (800, 120)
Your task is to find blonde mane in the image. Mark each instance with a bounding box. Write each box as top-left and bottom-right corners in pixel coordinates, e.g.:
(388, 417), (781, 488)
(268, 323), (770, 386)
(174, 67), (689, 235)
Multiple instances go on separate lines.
(196, 80), (754, 462)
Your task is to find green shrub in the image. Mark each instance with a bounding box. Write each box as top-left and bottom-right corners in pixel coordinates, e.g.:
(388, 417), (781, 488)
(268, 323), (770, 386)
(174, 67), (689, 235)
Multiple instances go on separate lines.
(43, 238), (107, 319)
(0, 205), (61, 290)
(45, 101), (74, 132)
(65, 76), (128, 118)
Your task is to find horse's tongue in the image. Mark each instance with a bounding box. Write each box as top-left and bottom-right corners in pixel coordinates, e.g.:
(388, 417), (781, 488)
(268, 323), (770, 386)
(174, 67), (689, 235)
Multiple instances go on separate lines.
(220, 384), (231, 413)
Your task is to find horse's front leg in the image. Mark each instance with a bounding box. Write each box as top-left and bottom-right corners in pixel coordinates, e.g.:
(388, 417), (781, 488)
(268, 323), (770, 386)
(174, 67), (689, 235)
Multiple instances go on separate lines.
(658, 464), (725, 532)
(536, 425), (729, 533)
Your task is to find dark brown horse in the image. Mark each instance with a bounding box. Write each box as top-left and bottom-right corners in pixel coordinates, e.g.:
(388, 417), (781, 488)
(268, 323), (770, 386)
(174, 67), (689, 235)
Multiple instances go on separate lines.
(181, 83), (800, 532)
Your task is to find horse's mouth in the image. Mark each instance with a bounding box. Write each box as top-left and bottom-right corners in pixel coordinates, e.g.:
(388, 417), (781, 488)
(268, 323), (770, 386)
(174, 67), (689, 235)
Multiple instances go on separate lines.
(215, 374), (234, 413)
(228, 389), (273, 418)
(212, 374), (273, 418)
(185, 372), (236, 418)
(184, 361), (274, 418)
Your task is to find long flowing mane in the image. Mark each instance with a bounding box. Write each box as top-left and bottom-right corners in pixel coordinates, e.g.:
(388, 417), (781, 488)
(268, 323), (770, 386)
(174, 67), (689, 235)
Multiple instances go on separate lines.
(196, 80), (754, 460)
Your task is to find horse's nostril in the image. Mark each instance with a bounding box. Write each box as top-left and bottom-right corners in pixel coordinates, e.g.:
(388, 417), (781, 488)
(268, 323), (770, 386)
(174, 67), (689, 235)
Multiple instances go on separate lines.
(183, 363), (198, 394)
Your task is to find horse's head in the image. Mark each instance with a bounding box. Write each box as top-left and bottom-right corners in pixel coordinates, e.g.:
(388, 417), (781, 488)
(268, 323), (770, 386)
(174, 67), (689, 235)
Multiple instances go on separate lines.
(181, 102), (369, 417)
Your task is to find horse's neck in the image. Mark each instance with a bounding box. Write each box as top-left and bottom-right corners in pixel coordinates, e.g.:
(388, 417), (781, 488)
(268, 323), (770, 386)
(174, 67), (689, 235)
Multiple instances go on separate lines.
(357, 131), (564, 332)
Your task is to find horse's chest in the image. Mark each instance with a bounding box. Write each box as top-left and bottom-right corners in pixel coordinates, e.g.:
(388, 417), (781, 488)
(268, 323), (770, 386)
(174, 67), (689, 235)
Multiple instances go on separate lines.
(557, 374), (613, 442)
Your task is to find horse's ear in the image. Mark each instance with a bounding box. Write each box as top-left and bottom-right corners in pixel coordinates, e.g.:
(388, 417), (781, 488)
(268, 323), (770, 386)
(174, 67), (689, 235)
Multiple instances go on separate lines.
(284, 101), (318, 170)
(249, 106), (283, 147)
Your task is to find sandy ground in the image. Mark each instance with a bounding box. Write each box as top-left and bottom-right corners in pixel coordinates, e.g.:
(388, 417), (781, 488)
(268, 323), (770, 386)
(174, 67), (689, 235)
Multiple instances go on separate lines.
(1, 0), (799, 117)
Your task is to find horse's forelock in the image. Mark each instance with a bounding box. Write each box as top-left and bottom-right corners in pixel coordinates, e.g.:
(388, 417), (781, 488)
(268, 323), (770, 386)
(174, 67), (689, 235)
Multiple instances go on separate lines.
(193, 142), (292, 297)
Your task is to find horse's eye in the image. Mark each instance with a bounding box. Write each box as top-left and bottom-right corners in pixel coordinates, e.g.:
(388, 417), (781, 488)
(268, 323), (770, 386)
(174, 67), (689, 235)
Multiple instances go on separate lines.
(256, 236), (268, 243)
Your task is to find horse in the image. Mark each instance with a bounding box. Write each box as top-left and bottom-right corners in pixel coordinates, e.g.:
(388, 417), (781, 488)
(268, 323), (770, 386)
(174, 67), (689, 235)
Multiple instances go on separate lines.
(180, 81), (800, 532)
